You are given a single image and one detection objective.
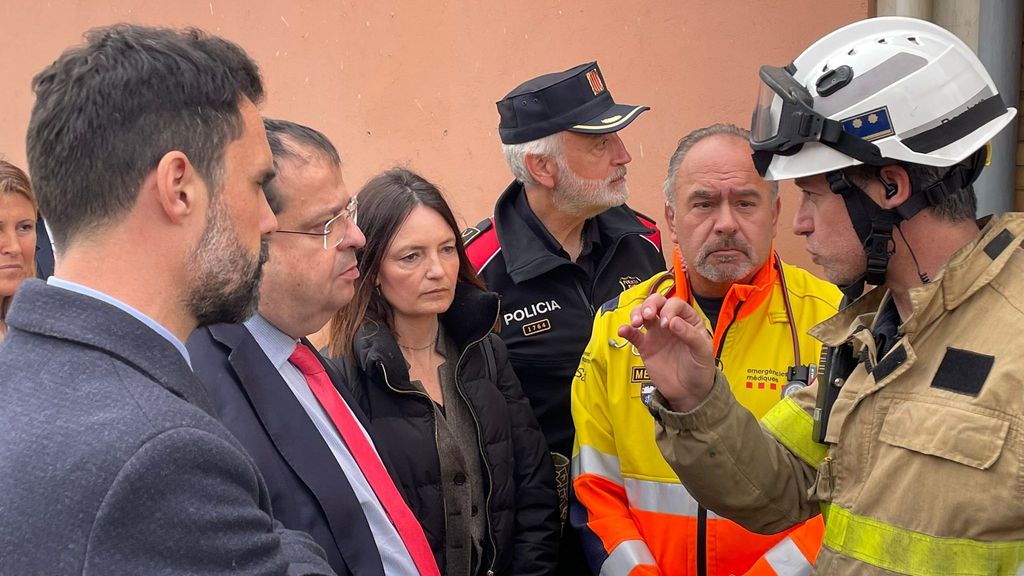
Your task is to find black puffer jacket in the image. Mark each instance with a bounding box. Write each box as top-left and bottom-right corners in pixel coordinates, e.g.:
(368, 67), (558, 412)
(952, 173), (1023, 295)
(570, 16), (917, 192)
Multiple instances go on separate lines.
(339, 282), (560, 576)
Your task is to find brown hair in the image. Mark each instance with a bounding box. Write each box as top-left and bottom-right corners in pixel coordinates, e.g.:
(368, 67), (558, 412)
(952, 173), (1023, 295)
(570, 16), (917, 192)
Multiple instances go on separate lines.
(0, 160), (38, 326)
(327, 168), (484, 359)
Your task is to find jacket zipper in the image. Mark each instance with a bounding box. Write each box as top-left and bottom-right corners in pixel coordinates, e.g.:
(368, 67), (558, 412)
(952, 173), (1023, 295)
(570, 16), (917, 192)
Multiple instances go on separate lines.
(578, 231), (641, 317)
(697, 300), (742, 576)
(572, 276), (596, 317)
(378, 363), (444, 570)
(453, 305), (501, 576)
(591, 233), (629, 286)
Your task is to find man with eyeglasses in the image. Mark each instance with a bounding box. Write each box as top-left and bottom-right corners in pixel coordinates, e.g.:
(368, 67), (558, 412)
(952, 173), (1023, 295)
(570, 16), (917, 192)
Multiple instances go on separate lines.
(189, 118), (440, 576)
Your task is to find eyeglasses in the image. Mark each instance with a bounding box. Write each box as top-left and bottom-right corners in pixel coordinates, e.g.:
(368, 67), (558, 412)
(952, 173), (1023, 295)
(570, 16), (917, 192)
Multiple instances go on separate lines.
(275, 196), (358, 250)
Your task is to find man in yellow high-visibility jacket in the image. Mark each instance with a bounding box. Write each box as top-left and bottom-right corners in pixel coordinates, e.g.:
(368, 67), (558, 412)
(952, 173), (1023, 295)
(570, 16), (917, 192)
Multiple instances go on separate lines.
(622, 17), (1024, 575)
(571, 123), (841, 575)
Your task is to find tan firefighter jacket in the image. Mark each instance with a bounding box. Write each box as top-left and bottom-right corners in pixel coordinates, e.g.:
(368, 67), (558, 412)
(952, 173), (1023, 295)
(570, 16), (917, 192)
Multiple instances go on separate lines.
(650, 214), (1024, 575)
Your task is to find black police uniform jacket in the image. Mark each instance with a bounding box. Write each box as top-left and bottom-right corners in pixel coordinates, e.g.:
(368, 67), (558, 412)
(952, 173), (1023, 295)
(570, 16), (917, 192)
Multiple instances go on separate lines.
(463, 181), (665, 462)
(337, 282), (560, 576)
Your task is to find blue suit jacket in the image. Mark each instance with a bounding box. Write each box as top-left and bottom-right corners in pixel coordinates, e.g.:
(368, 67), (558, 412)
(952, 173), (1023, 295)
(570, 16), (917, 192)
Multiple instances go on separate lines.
(188, 323), (386, 576)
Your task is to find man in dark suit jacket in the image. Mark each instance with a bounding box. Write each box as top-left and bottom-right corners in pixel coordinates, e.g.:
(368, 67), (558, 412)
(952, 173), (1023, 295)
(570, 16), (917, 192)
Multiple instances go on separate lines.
(0, 25), (332, 574)
(189, 119), (436, 576)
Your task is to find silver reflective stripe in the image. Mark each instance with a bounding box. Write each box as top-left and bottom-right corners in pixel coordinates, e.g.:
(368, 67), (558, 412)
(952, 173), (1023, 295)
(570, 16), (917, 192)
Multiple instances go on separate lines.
(763, 537), (812, 576)
(812, 52), (927, 117)
(572, 445), (623, 483)
(600, 539), (656, 576)
(622, 477), (722, 519)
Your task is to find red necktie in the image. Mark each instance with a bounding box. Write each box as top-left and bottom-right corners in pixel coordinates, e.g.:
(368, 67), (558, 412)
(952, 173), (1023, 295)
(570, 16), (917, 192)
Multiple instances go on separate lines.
(288, 345), (440, 576)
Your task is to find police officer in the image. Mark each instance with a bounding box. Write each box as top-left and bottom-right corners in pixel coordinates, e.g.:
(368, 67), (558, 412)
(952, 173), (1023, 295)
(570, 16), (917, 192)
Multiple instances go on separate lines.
(464, 61), (665, 571)
(621, 17), (1024, 574)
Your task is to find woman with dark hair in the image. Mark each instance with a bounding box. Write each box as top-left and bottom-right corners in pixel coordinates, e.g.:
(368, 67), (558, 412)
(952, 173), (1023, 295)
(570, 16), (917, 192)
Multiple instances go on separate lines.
(0, 160), (37, 341)
(327, 167), (559, 576)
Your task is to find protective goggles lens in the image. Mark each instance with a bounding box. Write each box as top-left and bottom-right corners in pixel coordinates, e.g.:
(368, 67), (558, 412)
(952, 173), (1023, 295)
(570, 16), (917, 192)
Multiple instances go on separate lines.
(750, 65), (829, 155)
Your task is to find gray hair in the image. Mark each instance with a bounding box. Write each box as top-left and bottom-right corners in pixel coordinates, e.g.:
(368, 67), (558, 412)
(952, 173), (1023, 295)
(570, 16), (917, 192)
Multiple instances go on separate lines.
(501, 132), (563, 186)
(662, 123), (777, 207)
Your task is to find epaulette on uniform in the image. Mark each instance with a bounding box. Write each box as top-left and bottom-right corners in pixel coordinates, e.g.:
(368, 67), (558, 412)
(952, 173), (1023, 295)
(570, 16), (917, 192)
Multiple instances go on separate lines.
(631, 209), (662, 252)
(463, 217), (500, 271)
(461, 217), (493, 245)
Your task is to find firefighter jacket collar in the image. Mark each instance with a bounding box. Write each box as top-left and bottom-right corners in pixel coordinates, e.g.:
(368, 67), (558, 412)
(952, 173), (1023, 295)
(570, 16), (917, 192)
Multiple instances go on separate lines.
(810, 214), (1024, 348)
(493, 180), (655, 285)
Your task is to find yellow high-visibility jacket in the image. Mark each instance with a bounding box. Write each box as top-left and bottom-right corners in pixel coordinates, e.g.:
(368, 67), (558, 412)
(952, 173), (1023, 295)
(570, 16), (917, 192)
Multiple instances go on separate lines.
(572, 252), (841, 575)
(653, 215), (1024, 574)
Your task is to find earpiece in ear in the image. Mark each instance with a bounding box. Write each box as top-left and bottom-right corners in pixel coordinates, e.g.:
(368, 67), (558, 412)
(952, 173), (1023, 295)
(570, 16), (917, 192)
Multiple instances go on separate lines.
(881, 179), (898, 199)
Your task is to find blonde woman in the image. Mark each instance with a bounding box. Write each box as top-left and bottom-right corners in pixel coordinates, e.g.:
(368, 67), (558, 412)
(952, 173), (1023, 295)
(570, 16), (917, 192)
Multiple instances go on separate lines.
(0, 160), (37, 341)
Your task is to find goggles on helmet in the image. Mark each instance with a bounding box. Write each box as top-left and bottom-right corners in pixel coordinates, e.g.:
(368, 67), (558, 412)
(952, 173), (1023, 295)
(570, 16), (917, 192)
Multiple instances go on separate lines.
(750, 65), (886, 176)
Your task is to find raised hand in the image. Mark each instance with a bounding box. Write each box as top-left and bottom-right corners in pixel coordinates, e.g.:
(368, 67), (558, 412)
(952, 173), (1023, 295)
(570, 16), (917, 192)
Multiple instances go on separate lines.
(617, 293), (716, 412)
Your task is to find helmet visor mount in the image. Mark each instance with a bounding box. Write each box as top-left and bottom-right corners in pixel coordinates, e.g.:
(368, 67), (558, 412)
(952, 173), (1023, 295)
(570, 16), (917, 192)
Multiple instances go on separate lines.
(750, 65), (886, 177)
(750, 65), (828, 155)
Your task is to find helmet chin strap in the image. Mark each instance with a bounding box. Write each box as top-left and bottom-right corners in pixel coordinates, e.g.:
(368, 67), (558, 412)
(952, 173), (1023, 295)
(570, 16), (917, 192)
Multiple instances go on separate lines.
(823, 147), (989, 298)
(825, 171), (897, 291)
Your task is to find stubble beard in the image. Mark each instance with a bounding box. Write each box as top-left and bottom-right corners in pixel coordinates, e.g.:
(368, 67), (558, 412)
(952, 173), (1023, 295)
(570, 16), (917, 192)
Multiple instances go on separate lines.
(185, 196), (268, 327)
(695, 234), (757, 284)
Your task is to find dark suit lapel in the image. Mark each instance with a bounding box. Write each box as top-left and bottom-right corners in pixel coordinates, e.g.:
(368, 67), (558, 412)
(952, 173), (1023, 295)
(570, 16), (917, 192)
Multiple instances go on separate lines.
(219, 327), (385, 576)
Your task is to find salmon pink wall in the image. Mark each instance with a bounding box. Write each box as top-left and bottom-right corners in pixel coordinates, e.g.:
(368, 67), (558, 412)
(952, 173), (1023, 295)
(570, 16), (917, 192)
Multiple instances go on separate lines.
(0, 1), (870, 273)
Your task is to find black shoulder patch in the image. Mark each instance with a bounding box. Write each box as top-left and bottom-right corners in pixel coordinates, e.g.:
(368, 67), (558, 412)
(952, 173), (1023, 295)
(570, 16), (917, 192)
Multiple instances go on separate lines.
(461, 217), (493, 245)
(931, 347), (994, 396)
(600, 295), (620, 315)
(983, 229), (1015, 260)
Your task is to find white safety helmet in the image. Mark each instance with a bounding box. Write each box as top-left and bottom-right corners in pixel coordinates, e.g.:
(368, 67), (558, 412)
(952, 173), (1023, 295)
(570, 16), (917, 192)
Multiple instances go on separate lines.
(750, 16), (1017, 181)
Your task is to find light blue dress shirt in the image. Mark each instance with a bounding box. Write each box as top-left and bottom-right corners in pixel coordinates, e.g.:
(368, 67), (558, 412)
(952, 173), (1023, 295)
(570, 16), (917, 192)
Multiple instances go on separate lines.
(243, 313), (419, 576)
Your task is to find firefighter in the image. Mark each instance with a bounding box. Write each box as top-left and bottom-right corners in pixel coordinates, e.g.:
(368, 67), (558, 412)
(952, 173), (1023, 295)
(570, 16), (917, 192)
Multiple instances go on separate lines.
(621, 17), (1024, 575)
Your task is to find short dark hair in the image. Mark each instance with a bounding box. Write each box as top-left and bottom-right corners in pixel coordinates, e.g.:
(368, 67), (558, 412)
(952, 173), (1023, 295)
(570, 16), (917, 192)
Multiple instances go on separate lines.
(26, 24), (264, 249)
(262, 118), (341, 215)
(327, 168), (485, 359)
